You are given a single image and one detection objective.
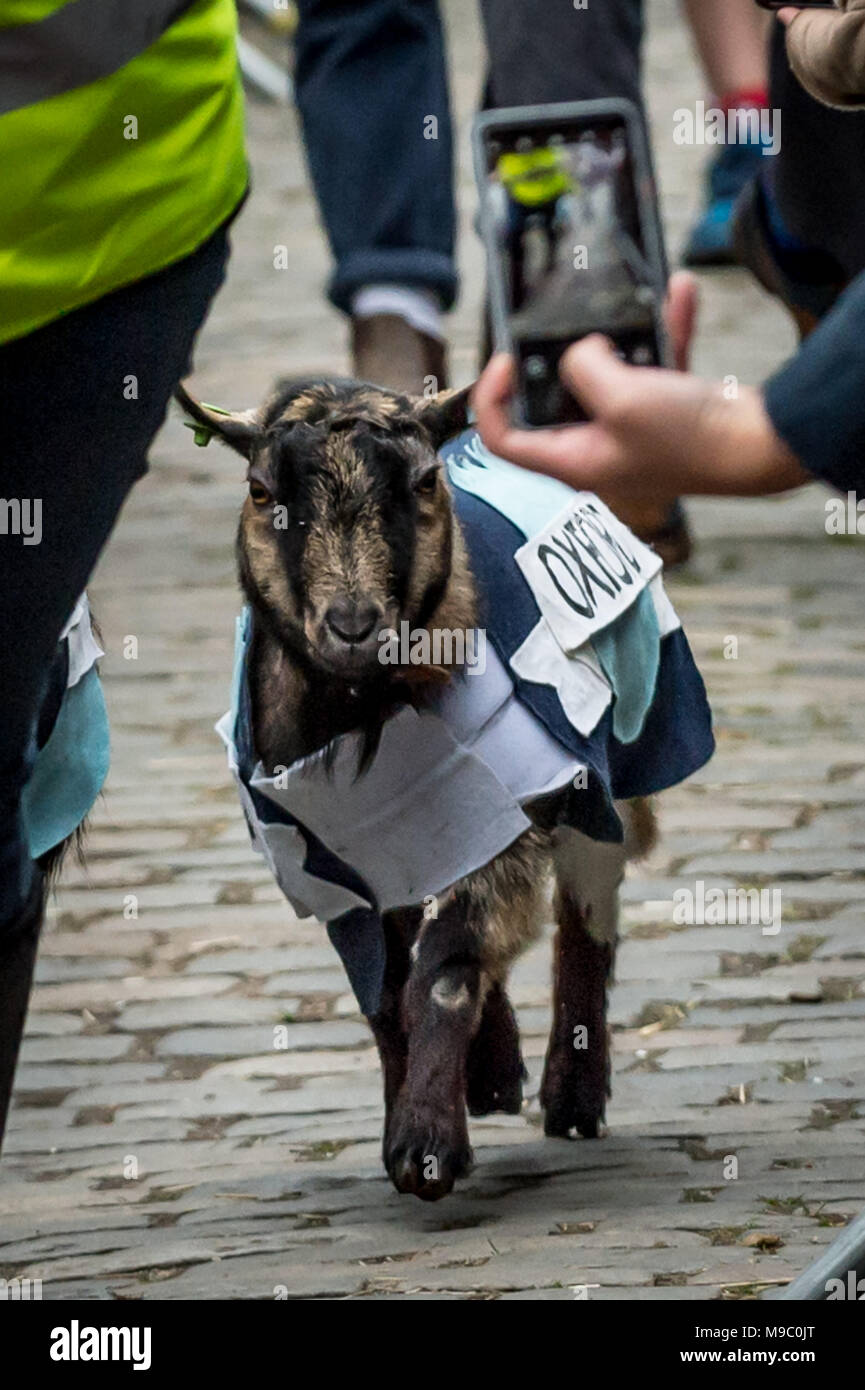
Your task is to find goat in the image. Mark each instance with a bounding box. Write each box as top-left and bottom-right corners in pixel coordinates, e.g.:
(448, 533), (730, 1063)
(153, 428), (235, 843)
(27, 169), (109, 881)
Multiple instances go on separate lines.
(176, 376), (712, 1201)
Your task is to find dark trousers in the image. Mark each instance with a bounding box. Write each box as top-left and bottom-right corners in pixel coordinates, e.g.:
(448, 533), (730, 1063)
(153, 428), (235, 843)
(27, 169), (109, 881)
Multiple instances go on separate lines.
(294, 0), (644, 314)
(479, 0), (643, 109)
(769, 22), (865, 285)
(0, 226), (230, 1147)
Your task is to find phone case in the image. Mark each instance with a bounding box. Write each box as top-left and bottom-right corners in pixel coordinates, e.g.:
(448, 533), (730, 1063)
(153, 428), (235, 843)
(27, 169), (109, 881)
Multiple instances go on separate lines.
(472, 99), (671, 427)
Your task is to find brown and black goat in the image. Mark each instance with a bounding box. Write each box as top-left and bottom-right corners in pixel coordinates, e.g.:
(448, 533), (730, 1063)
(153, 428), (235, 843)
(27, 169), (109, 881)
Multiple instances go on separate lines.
(177, 377), (655, 1202)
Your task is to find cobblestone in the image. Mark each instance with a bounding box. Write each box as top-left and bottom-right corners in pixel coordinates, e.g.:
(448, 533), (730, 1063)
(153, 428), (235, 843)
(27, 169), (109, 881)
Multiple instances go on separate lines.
(1, 0), (863, 1302)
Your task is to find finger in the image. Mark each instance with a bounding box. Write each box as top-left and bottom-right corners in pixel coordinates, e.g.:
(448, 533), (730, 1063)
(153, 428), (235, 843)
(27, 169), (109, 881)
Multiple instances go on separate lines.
(473, 380), (620, 485)
(472, 353), (526, 462)
(558, 333), (635, 419)
(665, 271), (699, 373)
(473, 351), (602, 478)
(471, 352), (515, 421)
(491, 419), (622, 489)
(776, 7), (801, 26)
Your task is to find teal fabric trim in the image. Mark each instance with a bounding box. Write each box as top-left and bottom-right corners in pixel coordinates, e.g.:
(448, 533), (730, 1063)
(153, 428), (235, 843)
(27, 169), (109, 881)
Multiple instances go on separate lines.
(593, 588), (661, 744)
(445, 432), (575, 539)
(21, 666), (110, 859)
(229, 608), (250, 731)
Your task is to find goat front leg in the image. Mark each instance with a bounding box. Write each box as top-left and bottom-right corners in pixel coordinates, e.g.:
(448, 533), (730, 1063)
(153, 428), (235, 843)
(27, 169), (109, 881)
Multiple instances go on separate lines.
(384, 899), (483, 1201)
(541, 825), (628, 1139)
(368, 909), (416, 1167)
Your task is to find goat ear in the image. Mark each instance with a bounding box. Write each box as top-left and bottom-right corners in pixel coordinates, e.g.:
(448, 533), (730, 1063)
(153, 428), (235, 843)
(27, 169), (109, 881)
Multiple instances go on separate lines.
(413, 384), (474, 449)
(174, 382), (261, 459)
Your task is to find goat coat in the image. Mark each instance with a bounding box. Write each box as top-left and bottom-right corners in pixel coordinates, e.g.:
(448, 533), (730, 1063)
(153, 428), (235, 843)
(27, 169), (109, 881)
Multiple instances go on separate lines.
(22, 595), (109, 859)
(218, 430), (714, 1013)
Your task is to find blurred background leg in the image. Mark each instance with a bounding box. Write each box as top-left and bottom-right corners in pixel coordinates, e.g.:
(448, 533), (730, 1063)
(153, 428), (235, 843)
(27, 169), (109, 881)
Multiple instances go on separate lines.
(293, 0), (456, 393)
(680, 0), (771, 267)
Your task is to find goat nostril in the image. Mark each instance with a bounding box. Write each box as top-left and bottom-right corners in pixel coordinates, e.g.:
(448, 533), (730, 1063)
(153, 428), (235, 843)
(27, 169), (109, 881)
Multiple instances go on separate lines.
(325, 599), (380, 645)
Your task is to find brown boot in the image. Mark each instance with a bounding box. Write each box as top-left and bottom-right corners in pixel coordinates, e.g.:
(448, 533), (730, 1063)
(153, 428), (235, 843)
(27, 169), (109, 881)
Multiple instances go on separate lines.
(352, 314), (448, 396)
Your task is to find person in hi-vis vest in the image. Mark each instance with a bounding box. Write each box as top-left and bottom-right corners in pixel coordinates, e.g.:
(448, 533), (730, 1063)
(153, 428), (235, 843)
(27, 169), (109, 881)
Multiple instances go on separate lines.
(0, 0), (248, 1151)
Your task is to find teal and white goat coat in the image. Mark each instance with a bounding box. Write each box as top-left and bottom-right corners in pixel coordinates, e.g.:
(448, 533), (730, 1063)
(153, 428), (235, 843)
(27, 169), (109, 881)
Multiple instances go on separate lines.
(218, 431), (714, 1012)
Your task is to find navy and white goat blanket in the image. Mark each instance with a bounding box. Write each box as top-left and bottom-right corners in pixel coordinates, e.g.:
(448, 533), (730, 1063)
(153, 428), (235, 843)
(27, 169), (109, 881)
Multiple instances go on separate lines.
(218, 430), (714, 1013)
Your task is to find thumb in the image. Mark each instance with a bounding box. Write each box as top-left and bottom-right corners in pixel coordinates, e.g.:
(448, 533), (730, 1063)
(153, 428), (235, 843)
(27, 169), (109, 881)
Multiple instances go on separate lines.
(559, 334), (632, 419)
(666, 270), (699, 373)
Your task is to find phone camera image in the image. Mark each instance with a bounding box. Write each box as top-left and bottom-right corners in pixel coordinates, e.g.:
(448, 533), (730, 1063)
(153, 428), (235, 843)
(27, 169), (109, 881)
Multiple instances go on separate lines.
(483, 114), (664, 427)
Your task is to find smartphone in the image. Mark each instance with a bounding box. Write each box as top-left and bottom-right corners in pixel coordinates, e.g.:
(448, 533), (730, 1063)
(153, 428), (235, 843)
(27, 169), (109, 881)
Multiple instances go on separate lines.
(755, 2), (836, 8)
(473, 100), (669, 428)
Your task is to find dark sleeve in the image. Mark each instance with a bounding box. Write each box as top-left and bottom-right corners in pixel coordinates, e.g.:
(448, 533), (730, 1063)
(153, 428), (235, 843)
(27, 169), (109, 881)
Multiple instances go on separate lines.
(764, 269), (865, 496)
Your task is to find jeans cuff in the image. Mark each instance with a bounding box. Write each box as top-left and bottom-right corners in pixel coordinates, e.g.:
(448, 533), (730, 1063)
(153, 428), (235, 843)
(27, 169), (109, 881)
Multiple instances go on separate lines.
(329, 249), (458, 316)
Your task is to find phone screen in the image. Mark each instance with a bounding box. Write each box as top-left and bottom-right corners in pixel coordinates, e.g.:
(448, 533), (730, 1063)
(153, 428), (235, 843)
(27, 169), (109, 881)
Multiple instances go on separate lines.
(480, 112), (666, 426)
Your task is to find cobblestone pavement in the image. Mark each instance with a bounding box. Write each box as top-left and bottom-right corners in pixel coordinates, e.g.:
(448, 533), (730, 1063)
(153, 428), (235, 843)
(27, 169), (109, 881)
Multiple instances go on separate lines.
(3, 2), (864, 1301)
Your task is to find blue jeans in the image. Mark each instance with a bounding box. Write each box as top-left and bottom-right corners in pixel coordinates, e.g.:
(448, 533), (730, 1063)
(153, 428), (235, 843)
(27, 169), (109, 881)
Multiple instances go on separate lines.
(294, 0), (644, 315)
(294, 0), (458, 313)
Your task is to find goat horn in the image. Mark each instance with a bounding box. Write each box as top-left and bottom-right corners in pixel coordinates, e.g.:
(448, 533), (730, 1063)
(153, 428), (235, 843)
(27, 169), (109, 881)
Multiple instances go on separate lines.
(174, 381), (260, 452)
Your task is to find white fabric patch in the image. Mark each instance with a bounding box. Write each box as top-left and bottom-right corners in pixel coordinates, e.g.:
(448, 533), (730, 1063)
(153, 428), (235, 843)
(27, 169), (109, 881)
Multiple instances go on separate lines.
(216, 710), (371, 922)
(515, 494), (663, 654)
(61, 595), (103, 689)
(648, 573), (681, 638)
(218, 643), (586, 916)
(508, 569), (682, 739)
(510, 619), (612, 737)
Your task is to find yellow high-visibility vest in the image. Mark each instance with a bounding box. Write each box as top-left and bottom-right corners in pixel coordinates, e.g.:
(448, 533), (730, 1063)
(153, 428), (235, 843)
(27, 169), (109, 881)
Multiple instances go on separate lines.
(497, 148), (573, 209)
(0, 0), (247, 344)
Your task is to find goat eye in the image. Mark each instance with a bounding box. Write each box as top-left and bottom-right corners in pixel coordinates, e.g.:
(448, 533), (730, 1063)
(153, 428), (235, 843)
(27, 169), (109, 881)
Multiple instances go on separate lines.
(414, 468), (438, 496)
(249, 481), (272, 507)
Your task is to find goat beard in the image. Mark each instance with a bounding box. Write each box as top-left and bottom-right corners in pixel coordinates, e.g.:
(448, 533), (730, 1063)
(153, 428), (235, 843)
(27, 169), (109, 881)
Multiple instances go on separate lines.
(332, 660), (456, 778)
(350, 668), (453, 776)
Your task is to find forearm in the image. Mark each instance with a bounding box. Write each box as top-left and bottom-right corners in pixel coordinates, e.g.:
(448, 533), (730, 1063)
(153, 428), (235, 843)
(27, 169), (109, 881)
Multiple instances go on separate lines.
(764, 269), (865, 496)
(680, 0), (768, 97)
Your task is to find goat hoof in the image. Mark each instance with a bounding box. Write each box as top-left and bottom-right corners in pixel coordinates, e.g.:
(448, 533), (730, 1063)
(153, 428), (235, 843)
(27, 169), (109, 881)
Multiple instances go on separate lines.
(387, 1139), (474, 1201)
(467, 1066), (525, 1117)
(466, 984), (526, 1117)
(540, 1047), (608, 1140)
(543, 1102), (603, 1140)
(384, 1110), (473, 1200)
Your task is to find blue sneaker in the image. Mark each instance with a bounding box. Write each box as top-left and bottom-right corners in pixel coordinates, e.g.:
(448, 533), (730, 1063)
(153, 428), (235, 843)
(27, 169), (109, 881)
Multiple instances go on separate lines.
(682, 138), (767, 267)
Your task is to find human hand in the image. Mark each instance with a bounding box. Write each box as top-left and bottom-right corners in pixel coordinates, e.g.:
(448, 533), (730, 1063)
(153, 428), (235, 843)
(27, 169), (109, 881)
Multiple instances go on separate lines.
(473, 274), (809, 502)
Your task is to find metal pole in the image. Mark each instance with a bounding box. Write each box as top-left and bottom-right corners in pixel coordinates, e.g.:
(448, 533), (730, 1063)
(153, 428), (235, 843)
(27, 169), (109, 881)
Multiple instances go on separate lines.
(236, 35), (292, 104)
(772, 1207), (865, 1301)
(236, 1), (295, 104)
